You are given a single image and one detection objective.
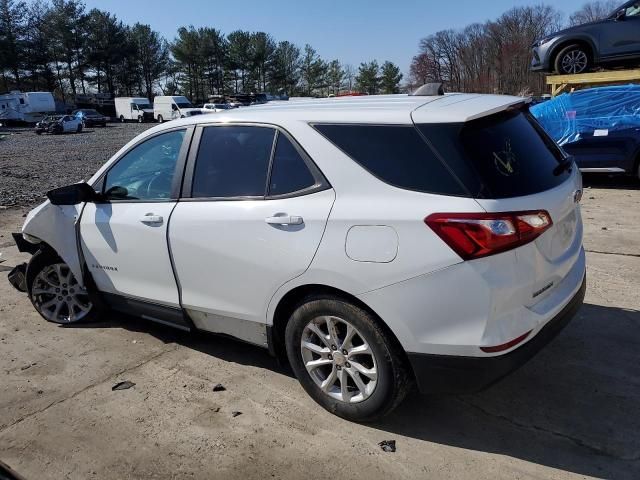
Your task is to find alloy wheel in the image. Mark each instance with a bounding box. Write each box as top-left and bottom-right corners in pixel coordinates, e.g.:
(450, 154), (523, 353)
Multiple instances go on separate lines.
(300, 315), (378, 403)
(32, 263), (92, 323)
(561, 50), (588, 74)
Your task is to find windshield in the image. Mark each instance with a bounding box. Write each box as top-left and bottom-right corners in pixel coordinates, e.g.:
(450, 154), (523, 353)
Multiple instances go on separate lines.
(176, 102), (193, 108)
(136, 103), (152, 110)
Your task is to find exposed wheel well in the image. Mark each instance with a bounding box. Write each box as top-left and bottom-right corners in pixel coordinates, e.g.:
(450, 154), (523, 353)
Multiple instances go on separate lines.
(551, 40), (595, 66)
(270, 284), (413, 375)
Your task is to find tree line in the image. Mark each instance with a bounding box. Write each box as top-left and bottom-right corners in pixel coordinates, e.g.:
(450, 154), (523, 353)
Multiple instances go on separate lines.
(0, 0), (403, 103)
(408, 1), (619, 96)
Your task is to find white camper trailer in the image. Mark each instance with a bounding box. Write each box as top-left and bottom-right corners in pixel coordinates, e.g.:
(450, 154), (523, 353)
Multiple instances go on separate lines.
(115, 97), (154, 123)
(0, 91), (55, 123)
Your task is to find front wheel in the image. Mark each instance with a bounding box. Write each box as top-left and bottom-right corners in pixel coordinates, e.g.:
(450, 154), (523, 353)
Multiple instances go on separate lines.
(120, 115), (125, 123)
(27, 250), (99, 324)
(554, 44), (591, 74)
(285, 296), (411, 422)
(138, 116), (143, 123)
(157, 115), (163, 123)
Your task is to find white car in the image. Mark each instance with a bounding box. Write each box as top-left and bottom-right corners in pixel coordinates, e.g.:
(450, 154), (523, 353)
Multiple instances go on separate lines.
(9, 89), (586, 421)
(202, 103), (235, 113)
(34, 115), (83, 134)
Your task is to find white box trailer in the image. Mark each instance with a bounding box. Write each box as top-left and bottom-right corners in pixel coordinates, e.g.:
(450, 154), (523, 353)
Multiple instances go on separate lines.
(0, 91), (55, 123)
(115, 97), (154, 123)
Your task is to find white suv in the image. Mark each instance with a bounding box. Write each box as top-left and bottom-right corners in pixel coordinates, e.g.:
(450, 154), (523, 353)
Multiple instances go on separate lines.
(9, 91), (586, 421)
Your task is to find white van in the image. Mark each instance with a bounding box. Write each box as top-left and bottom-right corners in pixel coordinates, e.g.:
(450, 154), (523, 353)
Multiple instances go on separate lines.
(153, 96), (201, 123)
(115, 97), (154, 123)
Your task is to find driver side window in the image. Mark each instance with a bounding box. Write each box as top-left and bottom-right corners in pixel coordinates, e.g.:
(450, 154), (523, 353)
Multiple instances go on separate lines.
(626, 3), (640, 16)
(103, 129), (185, 201)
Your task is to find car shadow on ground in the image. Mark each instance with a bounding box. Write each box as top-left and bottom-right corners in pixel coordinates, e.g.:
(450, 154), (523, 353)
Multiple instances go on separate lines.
(65, 302), (640, 478)
(582, 173), (640, 190)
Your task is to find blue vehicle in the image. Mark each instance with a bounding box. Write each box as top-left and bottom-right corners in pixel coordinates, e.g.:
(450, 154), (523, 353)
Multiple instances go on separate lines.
(531, 85), (640, 179)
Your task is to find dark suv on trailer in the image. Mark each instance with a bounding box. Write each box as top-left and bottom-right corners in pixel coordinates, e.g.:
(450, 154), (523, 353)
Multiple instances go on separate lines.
(531, 0), (640, 74)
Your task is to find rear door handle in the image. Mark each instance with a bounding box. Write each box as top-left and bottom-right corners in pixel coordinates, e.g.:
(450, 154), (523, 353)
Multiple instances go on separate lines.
(140, 214), (163, 225)
(265, 215), (303, 225)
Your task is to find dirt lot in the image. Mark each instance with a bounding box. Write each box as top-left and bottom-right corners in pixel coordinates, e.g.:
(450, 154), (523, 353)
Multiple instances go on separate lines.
(0, 125), (639, 479)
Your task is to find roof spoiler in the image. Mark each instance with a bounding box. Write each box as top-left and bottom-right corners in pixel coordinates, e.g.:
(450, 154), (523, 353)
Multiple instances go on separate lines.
(410, 83), (445, 96)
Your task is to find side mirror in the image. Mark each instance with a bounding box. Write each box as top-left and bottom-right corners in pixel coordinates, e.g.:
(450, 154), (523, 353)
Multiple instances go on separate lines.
(616, 9), (626, 20)
(171, 104), (178, 111)
(47, 183), (97, 205)
(104, 185), (129, 199)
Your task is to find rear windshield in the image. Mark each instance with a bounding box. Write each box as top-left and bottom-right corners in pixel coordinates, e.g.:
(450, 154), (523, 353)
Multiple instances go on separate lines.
(418, 110), (571, 198)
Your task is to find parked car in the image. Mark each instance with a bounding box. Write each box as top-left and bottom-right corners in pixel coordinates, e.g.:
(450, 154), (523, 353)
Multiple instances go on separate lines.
(9, 92), (586, 421)
(34, 115), (83, 134)
(202, 103), (235, 113)
(153, 95), (201, 122)
(531, 84), (640, 178)
(115, 97), (154, 123)
(73, 109), (107, 127)
(531, 0), (640, 74)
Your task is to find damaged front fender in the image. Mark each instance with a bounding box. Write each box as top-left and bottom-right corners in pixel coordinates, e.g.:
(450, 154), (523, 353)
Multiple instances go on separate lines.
(21, 200), (85, 286)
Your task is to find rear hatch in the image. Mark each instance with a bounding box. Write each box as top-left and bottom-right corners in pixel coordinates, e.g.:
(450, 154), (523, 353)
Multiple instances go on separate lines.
(414, 105), (583, 303)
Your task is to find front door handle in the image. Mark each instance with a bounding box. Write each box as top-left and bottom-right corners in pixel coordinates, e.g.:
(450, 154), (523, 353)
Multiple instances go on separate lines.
(265, 215), (303, 225)
(140, 214), (163, 225)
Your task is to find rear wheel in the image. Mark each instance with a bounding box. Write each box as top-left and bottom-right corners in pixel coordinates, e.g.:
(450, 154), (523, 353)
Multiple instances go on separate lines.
(285, 295), (411, 422)
(120, 115), (125, 123)
(554, 44), (591, 74)
(27, 250), (99, 324)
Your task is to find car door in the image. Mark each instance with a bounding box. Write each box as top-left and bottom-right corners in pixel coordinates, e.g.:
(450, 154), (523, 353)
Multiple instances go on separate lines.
(80, 127), (191, 313)
(169, 124), (335, 345)
(601, 2), (640, 57)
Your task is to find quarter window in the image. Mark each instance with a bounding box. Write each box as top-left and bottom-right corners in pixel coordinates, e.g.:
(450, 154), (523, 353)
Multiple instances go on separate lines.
(192, 126), (275, 198)
(103, 129), (185, 201)
(314, 124), (465, 195)
(268, 134), (317, 196)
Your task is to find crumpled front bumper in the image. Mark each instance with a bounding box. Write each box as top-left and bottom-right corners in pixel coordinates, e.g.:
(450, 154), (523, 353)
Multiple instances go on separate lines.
(8, 263), (27, 292)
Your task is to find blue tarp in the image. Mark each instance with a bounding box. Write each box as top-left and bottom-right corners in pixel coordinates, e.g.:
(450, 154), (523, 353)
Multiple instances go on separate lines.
(530, 84), (640, 146)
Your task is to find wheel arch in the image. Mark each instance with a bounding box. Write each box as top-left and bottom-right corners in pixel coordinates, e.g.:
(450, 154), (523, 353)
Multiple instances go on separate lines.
(550, 37), (598, 67)
(269, 283), (413, 375)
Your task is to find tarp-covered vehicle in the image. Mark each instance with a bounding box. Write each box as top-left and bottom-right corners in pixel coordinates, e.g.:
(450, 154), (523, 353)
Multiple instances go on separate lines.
(531, 85), (640, 178)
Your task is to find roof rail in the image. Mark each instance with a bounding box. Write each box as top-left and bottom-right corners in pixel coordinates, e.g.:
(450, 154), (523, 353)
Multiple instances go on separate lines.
(410, 83), (445, 96)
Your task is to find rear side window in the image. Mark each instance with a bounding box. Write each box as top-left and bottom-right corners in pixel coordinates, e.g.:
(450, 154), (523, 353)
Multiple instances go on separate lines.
(268, 134), (317, 196)
(192, 126), (275, 198)
(418, 110), (570, 199)
(313, 124), (466, 195)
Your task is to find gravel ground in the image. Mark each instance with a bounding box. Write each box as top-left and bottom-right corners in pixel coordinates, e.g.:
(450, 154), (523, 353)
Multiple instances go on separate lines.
(0, 123), (153, 207)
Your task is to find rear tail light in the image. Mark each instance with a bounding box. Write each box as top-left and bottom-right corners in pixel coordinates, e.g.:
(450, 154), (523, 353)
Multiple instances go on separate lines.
(425, 210), (552, 260)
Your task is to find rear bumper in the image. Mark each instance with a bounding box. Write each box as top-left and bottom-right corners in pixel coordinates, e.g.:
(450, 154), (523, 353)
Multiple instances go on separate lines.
(407, 274), (586, 394)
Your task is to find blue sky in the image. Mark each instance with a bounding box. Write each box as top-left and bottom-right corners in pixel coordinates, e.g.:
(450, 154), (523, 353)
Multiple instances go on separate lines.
(82, 0), (591, 74)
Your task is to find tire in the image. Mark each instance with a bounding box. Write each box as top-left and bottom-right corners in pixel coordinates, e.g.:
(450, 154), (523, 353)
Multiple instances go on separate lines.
(26, 250), (100, 324)
(76, 124), (82, 133)
(157, 115), (163, 123)
(285, 295), (411, 422)
(120, 115), (125, 123)
(35, 131), (42, 135)
(138, 116), (143, 123)
(554, 44), (591, 75)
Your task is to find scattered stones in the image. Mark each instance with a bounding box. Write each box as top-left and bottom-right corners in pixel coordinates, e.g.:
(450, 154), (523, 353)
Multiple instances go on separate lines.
(212, 384), (226, 392)
(378, 440), (396, 452)
(112, 380), (136, 391)
(231, 411), (242, 418)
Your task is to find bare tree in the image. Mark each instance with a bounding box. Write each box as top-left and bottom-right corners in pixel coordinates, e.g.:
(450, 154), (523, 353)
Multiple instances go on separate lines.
(569, 1), (618, 25)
